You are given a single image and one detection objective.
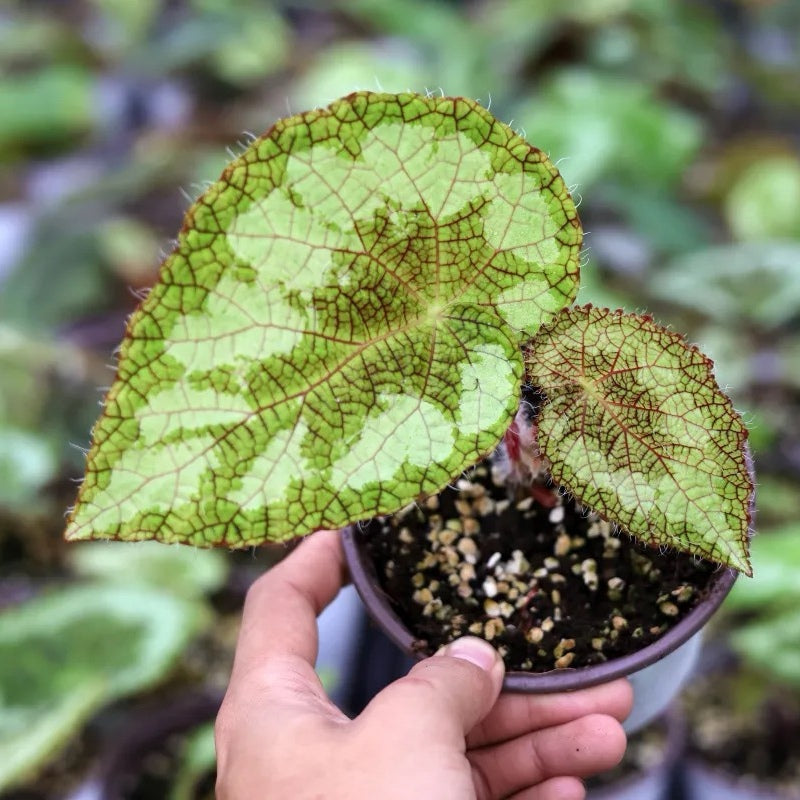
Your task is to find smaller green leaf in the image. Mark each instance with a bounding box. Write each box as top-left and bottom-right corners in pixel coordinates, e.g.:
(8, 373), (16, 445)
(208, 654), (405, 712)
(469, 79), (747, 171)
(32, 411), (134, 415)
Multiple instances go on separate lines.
(525, 306), (752, 573)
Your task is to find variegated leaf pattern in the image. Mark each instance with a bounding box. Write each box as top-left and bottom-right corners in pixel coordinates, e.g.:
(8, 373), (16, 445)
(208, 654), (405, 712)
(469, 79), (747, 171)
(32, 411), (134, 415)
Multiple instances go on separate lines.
(67, 92), (581, 545)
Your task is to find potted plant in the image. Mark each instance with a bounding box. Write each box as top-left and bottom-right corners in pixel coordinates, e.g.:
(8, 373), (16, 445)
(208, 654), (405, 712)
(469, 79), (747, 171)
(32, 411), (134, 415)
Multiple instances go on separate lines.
(64, 91), (753, 728)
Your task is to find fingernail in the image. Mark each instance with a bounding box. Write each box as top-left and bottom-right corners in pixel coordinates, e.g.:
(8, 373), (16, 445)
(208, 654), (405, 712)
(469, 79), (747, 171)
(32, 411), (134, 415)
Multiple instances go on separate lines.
(437, 637), (497, 672)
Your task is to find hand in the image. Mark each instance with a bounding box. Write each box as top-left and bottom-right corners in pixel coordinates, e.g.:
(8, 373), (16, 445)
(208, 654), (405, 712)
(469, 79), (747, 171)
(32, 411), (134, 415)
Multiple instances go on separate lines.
(215, 530), (632, 799)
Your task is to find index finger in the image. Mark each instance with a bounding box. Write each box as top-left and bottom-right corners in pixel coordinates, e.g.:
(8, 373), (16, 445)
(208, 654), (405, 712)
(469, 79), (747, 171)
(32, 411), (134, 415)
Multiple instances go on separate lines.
(231, 529), (348, 679)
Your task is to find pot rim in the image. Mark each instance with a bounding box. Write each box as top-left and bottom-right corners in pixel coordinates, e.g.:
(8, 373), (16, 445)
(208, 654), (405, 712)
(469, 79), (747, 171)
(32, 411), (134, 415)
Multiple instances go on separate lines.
(341, 525), (739, 693)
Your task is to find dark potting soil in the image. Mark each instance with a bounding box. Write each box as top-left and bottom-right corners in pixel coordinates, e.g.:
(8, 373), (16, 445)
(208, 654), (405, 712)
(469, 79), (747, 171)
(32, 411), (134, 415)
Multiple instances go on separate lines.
(361, 462), (718, 672)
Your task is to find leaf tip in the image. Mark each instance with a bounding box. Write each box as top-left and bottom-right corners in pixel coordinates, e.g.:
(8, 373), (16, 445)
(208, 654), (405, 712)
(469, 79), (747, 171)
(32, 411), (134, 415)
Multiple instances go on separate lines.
(723, 543), (753, 577)
(63, 522), (85, 543)
(64, 505), (95, 543)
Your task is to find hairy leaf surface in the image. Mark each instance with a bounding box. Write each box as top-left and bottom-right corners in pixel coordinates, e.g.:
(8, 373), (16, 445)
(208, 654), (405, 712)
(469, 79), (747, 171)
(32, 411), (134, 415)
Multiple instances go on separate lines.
(525, 306), (752, 573)
(67, 92), (581, 545)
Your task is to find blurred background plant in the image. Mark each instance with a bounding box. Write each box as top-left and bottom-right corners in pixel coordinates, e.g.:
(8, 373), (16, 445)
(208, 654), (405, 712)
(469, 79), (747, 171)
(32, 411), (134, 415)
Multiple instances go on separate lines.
(678, 524), (800, 797)
(1, 0), (798, 797)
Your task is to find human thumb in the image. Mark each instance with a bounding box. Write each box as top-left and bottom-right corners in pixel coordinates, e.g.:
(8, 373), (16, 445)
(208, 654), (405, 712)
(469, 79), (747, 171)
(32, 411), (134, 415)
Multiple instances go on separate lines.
(359, 637), (505, 741)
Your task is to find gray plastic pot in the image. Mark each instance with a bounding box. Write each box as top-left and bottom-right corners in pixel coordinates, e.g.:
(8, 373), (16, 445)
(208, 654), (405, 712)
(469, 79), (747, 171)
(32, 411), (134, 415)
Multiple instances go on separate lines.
(342, 526), (737, 734)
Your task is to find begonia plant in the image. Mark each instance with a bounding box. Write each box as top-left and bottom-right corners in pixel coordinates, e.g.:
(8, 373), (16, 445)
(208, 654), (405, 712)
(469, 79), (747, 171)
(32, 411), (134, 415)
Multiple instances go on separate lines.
(65, 91), (752, 575)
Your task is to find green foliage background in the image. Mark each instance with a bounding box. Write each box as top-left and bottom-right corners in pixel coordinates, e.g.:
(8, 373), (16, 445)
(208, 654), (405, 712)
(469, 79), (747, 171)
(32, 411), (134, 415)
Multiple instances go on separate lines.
(1, 0), (799, 795)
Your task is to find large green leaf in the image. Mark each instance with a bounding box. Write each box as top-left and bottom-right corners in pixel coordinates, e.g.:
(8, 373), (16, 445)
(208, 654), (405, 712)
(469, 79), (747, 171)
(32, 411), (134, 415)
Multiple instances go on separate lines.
(525, 306), (752, 573)
(67, 91), (581, 546)
(0, 584), (206, 791)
